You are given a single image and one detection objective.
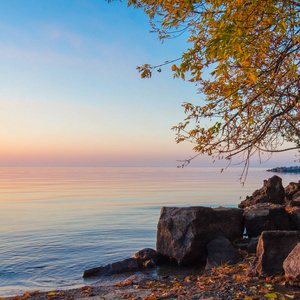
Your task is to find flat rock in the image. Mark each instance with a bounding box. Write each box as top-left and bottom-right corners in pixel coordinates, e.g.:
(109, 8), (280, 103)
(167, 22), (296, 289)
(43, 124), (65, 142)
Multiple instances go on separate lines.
(83, 258), (140, 278)
(156, 206), (243, 266)
(248, 231), (300, 277)
(205, 236), (242, 269)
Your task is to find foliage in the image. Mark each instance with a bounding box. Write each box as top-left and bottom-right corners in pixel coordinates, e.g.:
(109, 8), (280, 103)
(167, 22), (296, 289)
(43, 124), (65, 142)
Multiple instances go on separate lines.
(128, 0), (300, 175)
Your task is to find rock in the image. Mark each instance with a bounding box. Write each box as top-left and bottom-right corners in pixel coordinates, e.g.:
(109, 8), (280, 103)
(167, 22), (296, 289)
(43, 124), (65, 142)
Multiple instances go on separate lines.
(290, 197), (300, 207)
(83, 258), (140, 278)
(248, 231), (299, 277)
(285, 182), (300, 200)
(293, 191), (300, 201)
(156, 206), (243, 266)
(234, 237), (259, 253)
(243, 205), (291, 237)
(126, 273), (158, 284)
(134, 248), (157, 261)
(239, 176), (285, 208)
(247, 237), (259, 254)
(233, 237), (249, 251)
(205, 236), (242, 269)
(283, 243), (300, 279)
(289, 207), (300, 230)
(143, 259), (156, 268)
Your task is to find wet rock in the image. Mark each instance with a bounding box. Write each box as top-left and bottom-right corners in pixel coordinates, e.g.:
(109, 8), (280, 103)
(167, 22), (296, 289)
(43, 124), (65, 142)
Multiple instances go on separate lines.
(283, 242), (300, 279)
(239, 176), (285, 208)
(243, 205), (291, 237)
(248, 231), (299, 277)
(205, 236), (242, 269)
(156, 206), (243, 266)
(83, 258), (140, 278)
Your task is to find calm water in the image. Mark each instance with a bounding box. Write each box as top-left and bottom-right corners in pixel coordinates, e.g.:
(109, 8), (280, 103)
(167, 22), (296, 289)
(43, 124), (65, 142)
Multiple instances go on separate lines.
(0, 167), (299, 297)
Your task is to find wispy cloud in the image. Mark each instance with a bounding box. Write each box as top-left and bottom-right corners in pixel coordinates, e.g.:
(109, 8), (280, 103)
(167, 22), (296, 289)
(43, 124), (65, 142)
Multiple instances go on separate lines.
(46, 25), (83, 48)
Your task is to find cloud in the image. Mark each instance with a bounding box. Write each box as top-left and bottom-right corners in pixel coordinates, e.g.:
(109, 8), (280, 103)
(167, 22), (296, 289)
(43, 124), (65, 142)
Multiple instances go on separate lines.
(46, 25), (83, 48)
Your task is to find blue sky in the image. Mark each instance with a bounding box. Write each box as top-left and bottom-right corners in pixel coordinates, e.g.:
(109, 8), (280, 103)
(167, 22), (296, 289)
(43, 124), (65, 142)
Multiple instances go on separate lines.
(0, 0), (297, 167)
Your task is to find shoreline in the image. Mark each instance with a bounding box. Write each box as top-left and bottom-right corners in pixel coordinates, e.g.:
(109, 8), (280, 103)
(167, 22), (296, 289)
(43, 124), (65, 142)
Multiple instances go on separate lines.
(4, 254), (300, 300)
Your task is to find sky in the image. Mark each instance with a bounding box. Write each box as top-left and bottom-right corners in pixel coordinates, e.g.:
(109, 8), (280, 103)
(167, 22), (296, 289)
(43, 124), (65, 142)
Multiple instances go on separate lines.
(0, 0), (298, 168)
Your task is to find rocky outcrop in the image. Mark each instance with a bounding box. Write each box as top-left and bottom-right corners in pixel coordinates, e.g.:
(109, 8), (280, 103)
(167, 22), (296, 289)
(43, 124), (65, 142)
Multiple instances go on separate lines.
(82, 175), (300, 280)
(248, 231), (300, 277)
(239, 176), (285, 208)
(156, 206), (243, 266)
(205, 236), (242, 269)
(283, 243), (300, 279)
(243, 205), (291, 237)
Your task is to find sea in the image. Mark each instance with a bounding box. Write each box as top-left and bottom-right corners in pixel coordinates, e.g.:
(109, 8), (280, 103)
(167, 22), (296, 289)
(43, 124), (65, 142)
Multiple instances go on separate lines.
(0, 167), (299, 297)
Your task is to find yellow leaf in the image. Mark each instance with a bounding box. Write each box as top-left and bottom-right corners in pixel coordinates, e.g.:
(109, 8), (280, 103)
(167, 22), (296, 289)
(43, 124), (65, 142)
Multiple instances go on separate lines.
(47, 292), (57, 296)
(24, 291), (31, 297)
(248, 73), (257, 82)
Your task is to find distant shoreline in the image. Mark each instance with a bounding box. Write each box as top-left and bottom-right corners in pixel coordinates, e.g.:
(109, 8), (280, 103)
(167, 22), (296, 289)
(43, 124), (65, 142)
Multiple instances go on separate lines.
(267, 166), (300, 173)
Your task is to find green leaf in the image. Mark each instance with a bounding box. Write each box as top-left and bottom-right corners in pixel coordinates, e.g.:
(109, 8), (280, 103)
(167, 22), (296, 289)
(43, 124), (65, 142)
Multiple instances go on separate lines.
(264, 293), (277, 299)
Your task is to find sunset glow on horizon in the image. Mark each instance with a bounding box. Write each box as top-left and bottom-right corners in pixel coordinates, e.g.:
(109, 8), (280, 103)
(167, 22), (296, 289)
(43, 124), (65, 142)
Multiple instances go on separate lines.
(0, 0), (297, 168)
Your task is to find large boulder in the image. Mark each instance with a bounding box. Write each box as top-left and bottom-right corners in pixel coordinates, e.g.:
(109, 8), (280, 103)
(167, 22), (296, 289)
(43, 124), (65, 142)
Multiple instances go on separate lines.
(205, 236), (242, 269)
(243, 205), (291, 237)
(156, 206), (243, 266)
(283, 242), (300, 279)
(239, 176), (285, 208)
(248, 231), (299, 277)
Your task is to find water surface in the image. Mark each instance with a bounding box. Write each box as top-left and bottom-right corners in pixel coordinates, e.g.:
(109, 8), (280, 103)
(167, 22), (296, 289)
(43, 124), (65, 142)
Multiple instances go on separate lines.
(0, 167), (298, 296)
